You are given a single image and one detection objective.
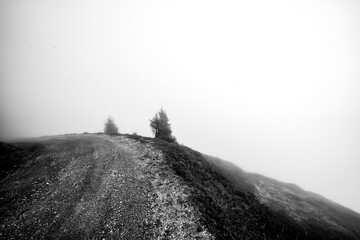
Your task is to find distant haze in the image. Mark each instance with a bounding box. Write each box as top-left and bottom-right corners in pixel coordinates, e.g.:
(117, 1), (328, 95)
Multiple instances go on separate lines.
(1, 0), (360, 213)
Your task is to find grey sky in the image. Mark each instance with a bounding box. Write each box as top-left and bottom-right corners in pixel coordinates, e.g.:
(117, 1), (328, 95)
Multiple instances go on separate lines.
(1, 0), (360, 213)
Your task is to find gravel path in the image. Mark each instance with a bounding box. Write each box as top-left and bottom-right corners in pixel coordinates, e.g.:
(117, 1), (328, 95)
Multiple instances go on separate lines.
(0, 134), (213, 240)
(0, 135), (153, 239)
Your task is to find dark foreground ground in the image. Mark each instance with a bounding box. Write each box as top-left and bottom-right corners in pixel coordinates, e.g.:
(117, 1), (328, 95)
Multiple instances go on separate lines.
(1, 134), (360, 239)
(1, 135), (155, 239)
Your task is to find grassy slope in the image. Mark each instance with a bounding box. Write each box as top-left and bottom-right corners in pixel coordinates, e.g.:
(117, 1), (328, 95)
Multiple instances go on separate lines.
(128, 134), (360, 240)
(202, 154), (360, 240)
(128, 135), (306, 240)
(248, 173), (360, 239)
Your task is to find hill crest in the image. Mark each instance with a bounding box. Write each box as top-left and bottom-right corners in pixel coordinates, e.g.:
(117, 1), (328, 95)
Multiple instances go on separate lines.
(1, 133), (359, 239)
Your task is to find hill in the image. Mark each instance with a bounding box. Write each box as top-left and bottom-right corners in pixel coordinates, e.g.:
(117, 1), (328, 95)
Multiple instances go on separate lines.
(203, 155), (360, 239)
(0, 134), (359, 239)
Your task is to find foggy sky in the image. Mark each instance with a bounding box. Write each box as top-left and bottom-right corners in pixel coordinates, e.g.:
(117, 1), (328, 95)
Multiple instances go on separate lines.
(1, 0), (360, 213)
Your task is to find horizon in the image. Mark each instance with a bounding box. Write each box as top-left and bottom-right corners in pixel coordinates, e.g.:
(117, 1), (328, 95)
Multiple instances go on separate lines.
(1, 0), (359, 213)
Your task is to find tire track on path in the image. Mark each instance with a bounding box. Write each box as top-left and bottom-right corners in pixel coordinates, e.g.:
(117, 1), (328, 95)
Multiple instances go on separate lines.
(0, 135), (153, 239)
(0, 134), (213, 239)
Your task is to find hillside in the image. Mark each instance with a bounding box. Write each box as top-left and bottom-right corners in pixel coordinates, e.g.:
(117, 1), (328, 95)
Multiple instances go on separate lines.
(1, 134), (359, 239)
(203, 155), (360, 239)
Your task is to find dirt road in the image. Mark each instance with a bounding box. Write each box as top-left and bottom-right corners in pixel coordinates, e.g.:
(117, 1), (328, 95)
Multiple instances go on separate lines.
(0, 134), (212, 240)
(1, 135), (154, 239)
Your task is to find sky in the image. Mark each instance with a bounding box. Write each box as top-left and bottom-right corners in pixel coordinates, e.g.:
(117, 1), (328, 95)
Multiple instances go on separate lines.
(1, 0), (360, 213)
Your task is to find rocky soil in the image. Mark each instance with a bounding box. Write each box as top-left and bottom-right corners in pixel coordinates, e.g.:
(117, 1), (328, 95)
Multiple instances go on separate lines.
(2, 133), (360, 240)
(0, 134), (212, 239)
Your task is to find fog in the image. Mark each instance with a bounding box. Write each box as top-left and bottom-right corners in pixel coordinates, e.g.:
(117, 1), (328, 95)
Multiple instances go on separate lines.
(1, 0), (360, 213)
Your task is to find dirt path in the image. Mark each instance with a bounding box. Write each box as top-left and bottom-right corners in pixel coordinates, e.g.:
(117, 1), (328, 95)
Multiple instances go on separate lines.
(0, 135), (153, 239)
(0, 134), (213, 240)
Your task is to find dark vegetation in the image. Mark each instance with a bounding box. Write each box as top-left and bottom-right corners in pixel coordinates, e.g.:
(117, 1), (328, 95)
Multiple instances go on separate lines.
(149, 138), (305, 240)
(202, 154), (256, 193)
(0, 142), (44, 181)
(206, 157), (360, 240)
(245, 174), (360, 240)
(128, 134), (360, 240)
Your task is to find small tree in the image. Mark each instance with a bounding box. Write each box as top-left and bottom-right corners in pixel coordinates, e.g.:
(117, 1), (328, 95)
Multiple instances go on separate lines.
(104, 117), (119, 134)
(150, 108), (176, 143)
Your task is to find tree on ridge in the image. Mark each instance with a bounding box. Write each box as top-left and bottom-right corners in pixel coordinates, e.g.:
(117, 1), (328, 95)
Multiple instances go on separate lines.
(150, 108), (176, 143)
(104, 117), (119, 134)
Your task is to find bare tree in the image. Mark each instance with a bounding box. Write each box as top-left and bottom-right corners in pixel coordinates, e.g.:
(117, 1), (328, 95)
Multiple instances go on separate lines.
(104, 117), (119, 134)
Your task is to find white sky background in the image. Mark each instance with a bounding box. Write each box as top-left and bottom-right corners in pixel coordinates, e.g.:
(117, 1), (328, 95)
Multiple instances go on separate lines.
(1, 0), (360, 212)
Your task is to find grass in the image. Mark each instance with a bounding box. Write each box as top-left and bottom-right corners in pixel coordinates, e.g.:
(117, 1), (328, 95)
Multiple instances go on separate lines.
(127, 135), (306, 239)
(128, 134), (360, 240)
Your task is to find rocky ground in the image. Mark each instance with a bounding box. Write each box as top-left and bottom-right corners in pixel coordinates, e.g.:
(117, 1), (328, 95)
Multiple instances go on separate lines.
(0, 134), (212, 239)
(1, 134), (360, 240)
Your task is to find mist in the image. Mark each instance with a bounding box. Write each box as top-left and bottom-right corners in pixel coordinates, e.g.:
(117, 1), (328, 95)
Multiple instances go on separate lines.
(1, 0), (360, 213)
